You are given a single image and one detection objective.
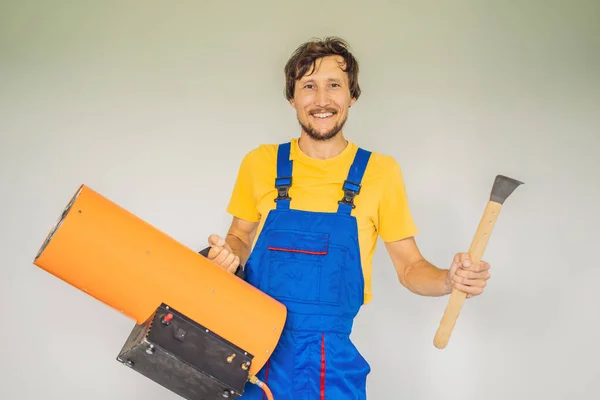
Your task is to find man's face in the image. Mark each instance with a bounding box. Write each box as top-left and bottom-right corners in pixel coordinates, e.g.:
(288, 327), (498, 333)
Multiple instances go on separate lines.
(290, 55), (356, 141)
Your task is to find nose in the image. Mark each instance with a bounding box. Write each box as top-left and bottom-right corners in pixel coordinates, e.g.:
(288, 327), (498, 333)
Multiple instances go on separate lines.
(315, 87), (330, 107)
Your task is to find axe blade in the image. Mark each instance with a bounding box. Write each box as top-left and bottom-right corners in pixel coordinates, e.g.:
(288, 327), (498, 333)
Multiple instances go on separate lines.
(490, 175), (524, 204)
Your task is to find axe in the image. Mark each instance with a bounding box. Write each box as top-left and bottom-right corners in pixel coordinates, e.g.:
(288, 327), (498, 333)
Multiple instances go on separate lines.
(433, 174), (523, 349)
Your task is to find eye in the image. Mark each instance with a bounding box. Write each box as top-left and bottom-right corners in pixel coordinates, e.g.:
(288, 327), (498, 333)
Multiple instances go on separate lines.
(304, 84), (314, 89)
(331, 83), (340, 88)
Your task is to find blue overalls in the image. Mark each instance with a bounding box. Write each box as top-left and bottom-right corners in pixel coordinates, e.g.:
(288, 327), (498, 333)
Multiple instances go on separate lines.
(240, 142), (372, 400)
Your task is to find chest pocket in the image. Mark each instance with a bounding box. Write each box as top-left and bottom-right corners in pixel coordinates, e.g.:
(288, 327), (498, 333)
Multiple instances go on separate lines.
(266, 230), (345, 306)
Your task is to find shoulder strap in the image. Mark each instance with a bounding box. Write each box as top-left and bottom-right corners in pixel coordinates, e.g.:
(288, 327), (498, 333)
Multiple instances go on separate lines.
(274, 142), (293, 210)
(337, 147), (372, 215)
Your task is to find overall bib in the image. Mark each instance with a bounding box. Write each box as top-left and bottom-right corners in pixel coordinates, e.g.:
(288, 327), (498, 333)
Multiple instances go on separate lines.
(240, 142), (372, 400)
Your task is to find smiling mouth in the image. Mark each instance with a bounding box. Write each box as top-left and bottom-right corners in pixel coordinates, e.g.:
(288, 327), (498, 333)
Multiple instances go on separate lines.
(311, 112), (335, 119)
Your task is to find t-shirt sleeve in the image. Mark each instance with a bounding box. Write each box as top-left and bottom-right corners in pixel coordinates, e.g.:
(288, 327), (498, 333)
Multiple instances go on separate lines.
(377, 157), (419, 242)
(226, 149), (261, 223)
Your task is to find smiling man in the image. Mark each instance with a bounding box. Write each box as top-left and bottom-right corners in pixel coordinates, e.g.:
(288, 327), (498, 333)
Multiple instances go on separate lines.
(286, 50), (357, 143)
(206, 37), (492, 399)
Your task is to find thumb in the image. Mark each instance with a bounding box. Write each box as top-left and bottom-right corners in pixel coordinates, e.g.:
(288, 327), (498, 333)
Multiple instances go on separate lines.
(208, 234), (226, 247)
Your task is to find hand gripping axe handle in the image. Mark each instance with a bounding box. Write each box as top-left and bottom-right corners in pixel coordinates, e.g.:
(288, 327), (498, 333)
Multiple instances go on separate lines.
(433, 174), (523, 349)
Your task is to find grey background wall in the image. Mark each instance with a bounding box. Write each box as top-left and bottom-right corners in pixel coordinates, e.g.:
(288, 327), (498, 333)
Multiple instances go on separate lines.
(1, 0), (598, 399)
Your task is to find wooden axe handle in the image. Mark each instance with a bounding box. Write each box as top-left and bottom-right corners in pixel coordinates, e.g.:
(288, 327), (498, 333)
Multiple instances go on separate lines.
(433, 200), (502, 349)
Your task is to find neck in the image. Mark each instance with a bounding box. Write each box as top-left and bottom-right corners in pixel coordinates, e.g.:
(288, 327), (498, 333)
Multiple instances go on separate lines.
(298, 132), (348, 160)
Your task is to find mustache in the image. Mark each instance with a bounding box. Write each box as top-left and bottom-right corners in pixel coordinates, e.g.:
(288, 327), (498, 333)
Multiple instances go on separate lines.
(310, 107), (337, 114)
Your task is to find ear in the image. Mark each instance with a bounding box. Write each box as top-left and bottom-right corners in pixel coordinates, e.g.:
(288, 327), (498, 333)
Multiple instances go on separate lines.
(350, 97), (357, 107)
(289, 98), (296, 108)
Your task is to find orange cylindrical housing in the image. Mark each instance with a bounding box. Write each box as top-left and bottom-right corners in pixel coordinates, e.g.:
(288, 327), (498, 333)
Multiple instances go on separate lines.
(33, 184), (286, 375)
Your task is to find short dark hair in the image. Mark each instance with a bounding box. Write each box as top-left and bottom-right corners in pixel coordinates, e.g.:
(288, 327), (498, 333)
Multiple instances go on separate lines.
(284, 37), (361, 101)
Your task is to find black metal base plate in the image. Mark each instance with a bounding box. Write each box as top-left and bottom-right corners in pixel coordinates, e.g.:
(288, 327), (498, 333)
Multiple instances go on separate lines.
(117, 303), (253, 399)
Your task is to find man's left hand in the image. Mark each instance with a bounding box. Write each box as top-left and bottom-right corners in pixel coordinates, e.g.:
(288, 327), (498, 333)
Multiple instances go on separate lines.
(446, 253), (491, 298)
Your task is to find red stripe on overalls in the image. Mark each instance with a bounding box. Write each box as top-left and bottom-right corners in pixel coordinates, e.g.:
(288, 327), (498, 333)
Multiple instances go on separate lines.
(267, 246), (327, 255)
(261, 360), (270, 400)
(320, 333), (326, 399)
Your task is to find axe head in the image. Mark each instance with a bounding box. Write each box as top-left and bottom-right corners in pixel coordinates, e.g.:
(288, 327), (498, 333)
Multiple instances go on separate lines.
(490, 175), (524, 204)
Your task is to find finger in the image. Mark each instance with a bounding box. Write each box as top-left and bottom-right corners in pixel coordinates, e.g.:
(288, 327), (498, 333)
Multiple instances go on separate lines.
(212, 246), (230, 264)
(467, 279), (487, 288)
(452, 252), (471, 268)
(469, 261), (490, 273)
(455, 268), (491, 281)
(452, 253), (463, 266)
(213, 247), (231, 265)
(454, 276), (488, 288)
(458, 253), (472, 268)
(208, 245), (228, 259)
(208, 234), (218, 246)
(476, 260), (491, 272)
(208, 234), (226, 247)
(223, 252), (236, 268)
(450, 254), (462, 272)
(448, 262), (459, 278)
(207, 246), (222, 259)
(226, 256), (240, 273)
(452, 282), (484, 296)
(452, 272), (488, 287)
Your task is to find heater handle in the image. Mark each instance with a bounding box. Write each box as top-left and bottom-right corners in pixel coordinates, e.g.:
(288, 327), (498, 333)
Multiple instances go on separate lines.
(198, 246), (245, 279)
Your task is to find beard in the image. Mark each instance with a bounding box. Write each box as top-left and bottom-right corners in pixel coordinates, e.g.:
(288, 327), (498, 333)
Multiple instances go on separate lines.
(298, 110), (348, 142)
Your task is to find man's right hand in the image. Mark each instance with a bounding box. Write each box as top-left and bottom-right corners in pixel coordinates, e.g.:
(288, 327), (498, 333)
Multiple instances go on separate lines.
(207, 234), (240, 274)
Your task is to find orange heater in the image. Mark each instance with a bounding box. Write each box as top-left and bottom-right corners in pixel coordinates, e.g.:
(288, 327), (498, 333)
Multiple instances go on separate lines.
(33, 184), (285, 400)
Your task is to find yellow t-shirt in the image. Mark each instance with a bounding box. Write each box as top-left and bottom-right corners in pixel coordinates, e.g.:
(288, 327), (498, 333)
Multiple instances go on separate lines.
(226, 138), (418, 304)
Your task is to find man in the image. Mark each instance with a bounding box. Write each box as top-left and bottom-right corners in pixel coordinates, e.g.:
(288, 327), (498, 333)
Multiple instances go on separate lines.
(206, 37), (491, 399)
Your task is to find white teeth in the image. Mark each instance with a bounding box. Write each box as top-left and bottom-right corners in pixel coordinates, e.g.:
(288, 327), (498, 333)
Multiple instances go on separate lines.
(313, 113), (333, 118)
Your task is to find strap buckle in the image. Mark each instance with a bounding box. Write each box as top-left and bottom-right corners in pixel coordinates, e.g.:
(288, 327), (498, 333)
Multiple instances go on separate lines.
(274, 176), (292, 202)
(338, 180), (361, 209)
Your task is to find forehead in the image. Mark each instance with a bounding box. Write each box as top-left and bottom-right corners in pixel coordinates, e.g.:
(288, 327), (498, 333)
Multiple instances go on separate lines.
(299, 55), (348, 81)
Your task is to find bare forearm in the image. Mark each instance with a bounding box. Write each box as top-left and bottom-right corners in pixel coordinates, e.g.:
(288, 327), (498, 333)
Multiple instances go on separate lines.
(207, 218), (257, 274)
(402, 259), (452, 297)
(225, 231), (252, 266)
